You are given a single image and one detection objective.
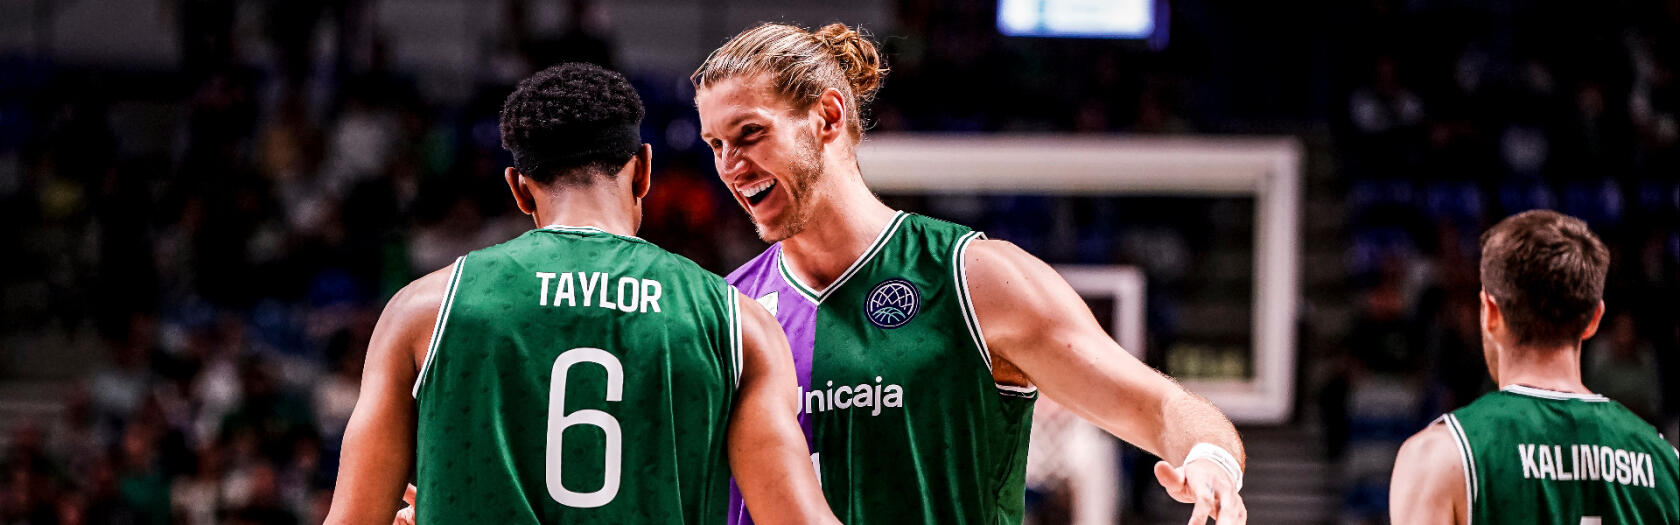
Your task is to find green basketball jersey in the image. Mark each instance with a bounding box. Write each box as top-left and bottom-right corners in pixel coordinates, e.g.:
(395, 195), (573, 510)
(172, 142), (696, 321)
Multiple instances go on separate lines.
(1442, 385), (1680, 525)
(726, 212), (1038, 525)
(413, 225), (743, 524)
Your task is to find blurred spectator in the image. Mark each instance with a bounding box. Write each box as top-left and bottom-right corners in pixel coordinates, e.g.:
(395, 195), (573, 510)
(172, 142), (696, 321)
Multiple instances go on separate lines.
(116, 417), (172, 524)
(2, 426), (55, 524)
(192, 326), (247, 447)
(171, 445), (224, 525)
(224, 462), (296, 525)
(1348, 255), (1429, 375)
(46, 389), (111, 470)
(523, 0), (617, 70)
(89, 322), (154, 422)
(1585, 312), (1662, 423)
(312, 331), (362, 447)
(220, 361), (313, 464)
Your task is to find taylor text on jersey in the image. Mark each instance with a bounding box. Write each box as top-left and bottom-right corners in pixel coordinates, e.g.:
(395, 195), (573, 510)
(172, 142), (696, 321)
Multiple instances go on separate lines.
(535, 271), (663, 313)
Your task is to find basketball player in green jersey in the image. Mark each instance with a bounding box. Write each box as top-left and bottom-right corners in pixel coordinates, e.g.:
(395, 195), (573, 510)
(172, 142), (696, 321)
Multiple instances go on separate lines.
(693, 23), (1248, 524)
(1390, 210), (1680, 525)
(325, 63), (835, 524)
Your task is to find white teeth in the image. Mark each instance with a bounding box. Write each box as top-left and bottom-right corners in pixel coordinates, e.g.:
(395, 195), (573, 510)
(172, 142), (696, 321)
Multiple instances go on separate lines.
(741, 180), (775, 199)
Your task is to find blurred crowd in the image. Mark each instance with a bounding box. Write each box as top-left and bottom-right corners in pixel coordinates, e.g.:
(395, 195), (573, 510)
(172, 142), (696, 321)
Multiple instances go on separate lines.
(0, 0), (1675, 524)
(0, 1), (752, 523)
(1321, 2), (1680, 522)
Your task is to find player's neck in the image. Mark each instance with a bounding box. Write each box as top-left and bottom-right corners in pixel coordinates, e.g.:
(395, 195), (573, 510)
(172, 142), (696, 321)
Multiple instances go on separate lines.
(779, 176), (896, 290)
(531, 184), (637, 237)
(1495, 342), (1590, 394)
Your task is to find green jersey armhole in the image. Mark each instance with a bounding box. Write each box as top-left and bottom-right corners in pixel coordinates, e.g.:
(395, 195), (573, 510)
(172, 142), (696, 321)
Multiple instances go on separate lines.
(1440, 413), (1478, 525)
(727, 283), (743, 390)
(412, 256), (466, 400)
(952, 231), (1039, 399)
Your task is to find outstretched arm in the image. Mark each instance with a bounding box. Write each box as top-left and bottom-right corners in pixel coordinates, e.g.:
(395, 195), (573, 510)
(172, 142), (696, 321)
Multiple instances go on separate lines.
(325, 267), (451, 525)
(1390, 423), (1467, 525)
(727, 292), (839, 525)
(965, 239), (1246, 524)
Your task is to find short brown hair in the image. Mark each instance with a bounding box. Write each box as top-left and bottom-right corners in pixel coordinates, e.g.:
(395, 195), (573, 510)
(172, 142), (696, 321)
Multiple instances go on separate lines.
(1479, 210), (1610, 346)
(691, 22), (888, 139)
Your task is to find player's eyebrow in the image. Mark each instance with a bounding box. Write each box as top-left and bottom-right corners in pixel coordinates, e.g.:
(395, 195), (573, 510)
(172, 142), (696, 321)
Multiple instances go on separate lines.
(701, 110), (766, 142)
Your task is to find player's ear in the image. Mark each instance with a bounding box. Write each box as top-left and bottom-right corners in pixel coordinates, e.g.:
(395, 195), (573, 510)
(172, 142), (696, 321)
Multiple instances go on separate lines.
(505, 167), (537, 215)
(1578, 300), (1606, 341)
(814, 88), (846, 144)
(630, 143), (653, 200)
(1479, 289), (1502, 334)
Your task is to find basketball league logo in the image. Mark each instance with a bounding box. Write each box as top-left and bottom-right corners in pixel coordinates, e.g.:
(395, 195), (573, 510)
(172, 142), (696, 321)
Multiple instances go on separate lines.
(865, 278), (920, 329)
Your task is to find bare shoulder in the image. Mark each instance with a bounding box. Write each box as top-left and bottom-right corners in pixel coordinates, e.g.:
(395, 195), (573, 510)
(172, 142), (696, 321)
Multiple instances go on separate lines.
(961, 238), (1106, 388)
(386, 265), (455, 323)
(964, 239), (1041, 278)
(374, 264), (458, 368)
(734, 289), (786, 356)
(1396, 422), (1463, 474)
(1391, 421), (1468, 525)
(965, 237), (1104, 314)
(962, 239), (1062, 304)
(960, 239), (1052, 328)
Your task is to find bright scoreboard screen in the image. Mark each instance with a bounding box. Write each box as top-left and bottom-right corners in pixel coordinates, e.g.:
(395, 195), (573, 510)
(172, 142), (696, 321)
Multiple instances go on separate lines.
(998, 0), (1155, 39)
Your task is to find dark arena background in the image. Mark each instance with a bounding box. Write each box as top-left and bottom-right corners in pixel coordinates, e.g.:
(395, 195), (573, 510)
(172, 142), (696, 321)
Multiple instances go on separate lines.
(0, 1), (1676, 523)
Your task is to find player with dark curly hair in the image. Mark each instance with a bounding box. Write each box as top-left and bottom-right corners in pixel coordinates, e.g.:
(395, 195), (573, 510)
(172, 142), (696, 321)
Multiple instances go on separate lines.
(325, 63), (835, 525)
(497, 62), (646, 186)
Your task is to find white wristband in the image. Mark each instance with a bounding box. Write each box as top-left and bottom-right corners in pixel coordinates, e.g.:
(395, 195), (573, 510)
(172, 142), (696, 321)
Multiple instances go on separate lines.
(1183, 442), (1243, 491)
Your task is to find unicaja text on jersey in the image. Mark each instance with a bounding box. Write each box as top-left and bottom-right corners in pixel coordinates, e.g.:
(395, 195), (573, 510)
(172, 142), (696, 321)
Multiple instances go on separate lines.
(535, 271), (663, 313)
(1517, 443), (1660, 488)
(799, 378), (903, 417)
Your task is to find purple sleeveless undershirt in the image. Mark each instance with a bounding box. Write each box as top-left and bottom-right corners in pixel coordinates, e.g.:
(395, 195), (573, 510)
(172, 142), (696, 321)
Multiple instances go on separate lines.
(724, 244), (818, 525)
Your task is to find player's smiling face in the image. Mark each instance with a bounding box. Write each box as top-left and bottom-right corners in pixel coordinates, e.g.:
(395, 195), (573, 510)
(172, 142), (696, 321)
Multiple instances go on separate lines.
(696, 74), (824, 243)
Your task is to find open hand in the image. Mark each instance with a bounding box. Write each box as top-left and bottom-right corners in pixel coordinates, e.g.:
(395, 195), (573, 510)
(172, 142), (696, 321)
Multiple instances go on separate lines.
(1154, 459), (1246, 524)
(391, 484), (416, 525)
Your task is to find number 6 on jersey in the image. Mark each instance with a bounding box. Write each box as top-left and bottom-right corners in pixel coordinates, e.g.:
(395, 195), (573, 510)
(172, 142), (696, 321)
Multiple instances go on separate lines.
(546, 347), (624, 508)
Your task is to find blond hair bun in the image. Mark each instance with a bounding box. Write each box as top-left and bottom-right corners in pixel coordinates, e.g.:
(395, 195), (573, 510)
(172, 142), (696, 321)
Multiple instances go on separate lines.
(813, 23), (887, 105)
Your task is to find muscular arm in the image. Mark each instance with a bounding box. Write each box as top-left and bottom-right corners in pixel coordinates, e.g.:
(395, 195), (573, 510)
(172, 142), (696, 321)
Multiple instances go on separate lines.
(966, 240), (1243, 466)
(965, 240), (1246, 523)
(325, 267), (452, 525)
(1390, 423), (1467, 525)
(727, 292), (839, 525)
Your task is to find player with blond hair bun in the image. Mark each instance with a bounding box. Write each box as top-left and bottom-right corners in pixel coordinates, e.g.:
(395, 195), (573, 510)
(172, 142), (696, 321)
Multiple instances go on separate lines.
(694, 22), (1250, 524)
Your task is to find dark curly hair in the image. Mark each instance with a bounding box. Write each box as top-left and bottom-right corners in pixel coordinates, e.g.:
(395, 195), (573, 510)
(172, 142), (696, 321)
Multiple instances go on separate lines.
(500, 63), (645, 185)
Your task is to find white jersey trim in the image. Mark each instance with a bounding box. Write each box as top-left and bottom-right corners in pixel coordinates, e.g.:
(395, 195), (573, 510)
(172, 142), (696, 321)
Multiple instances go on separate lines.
(777, 211), (907, 304)
(953, 231), (1036, 398)
(953, 231), (992, 372)
(413, 256), (466, 399)
(541, 223), (646, 241)
(1501, 384), (1609, 402)
(727, 284), (743, 389)
(995, 382), (1039, 398)
(1441, 414), (1477, 525)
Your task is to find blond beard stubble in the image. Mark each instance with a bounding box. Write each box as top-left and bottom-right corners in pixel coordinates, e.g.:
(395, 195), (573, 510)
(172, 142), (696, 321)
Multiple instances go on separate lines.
(755, 130), (824, 242)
